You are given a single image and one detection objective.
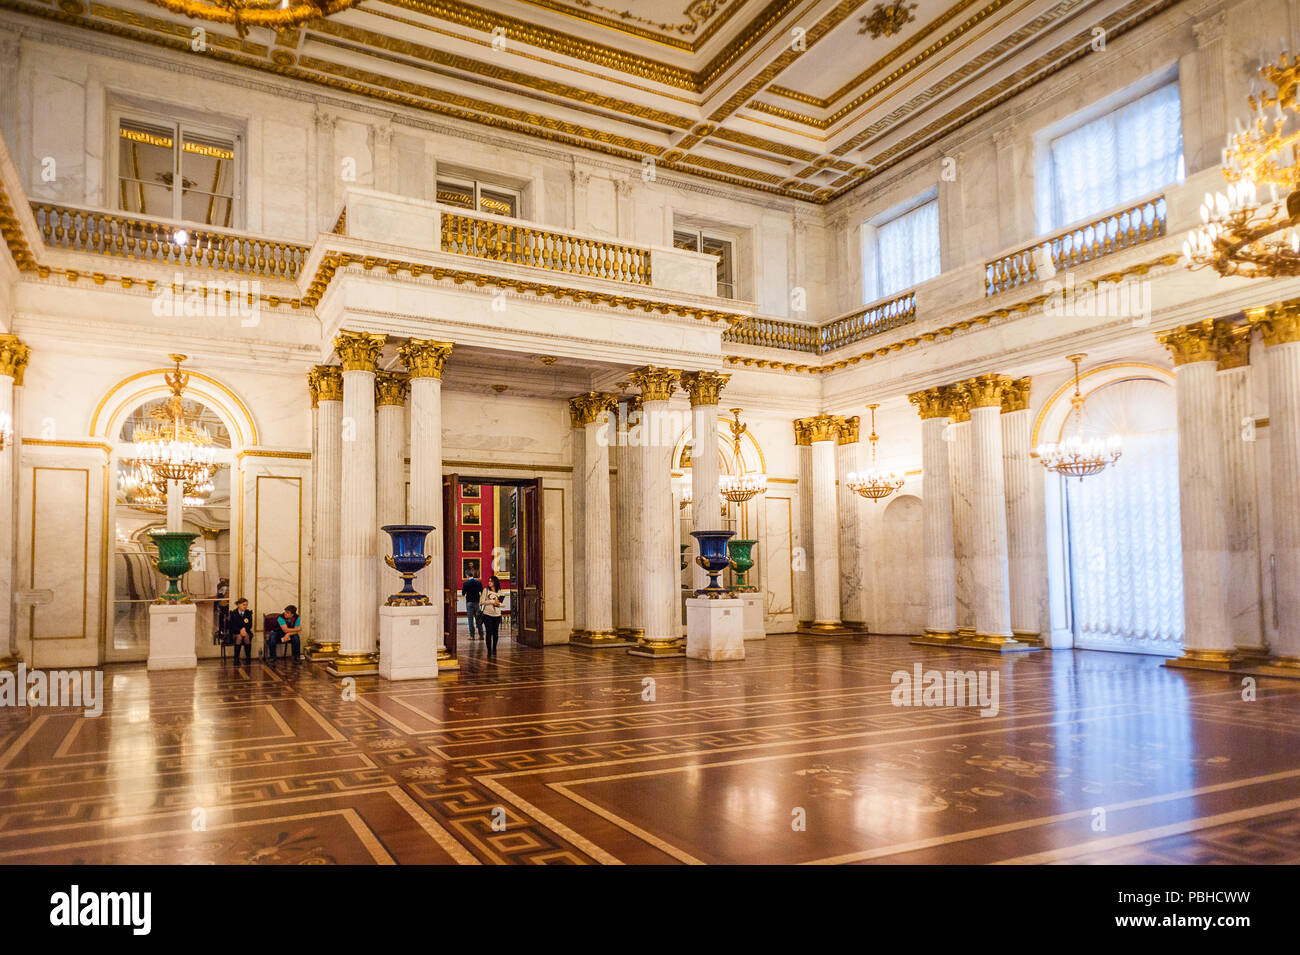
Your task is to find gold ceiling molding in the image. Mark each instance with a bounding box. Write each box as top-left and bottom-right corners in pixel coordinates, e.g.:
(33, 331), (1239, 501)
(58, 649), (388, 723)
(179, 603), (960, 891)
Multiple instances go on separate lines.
(723, 252), (1182, 374)
(513, 0), (746, 51)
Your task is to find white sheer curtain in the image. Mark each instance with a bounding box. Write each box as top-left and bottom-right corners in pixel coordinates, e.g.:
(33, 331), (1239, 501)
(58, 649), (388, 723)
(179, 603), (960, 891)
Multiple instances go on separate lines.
(1042, 82), (1183, 232)
(1064, 379), (1184, 655)
(867, 198), (939, 302)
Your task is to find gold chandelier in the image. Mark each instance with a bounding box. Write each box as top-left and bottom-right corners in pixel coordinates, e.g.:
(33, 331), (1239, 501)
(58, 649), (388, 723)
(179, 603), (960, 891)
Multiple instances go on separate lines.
(718, 409), (767, 504)
(847, 403), (903, 502)
(1034, 354), (1122, 480)
(130, 355), (217, 496)
(142, 0), (361, 38)
(1185, 50), (1300, 277)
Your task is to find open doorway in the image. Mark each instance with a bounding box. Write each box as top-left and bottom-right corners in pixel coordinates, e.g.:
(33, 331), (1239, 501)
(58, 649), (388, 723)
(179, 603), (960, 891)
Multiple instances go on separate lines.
(441, 474), (544, 655)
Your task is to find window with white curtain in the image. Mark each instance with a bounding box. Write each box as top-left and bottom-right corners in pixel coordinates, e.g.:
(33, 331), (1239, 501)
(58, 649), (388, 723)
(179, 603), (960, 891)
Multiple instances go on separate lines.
(1037, 80), (1184, 233)
(861, 195), (940, 304)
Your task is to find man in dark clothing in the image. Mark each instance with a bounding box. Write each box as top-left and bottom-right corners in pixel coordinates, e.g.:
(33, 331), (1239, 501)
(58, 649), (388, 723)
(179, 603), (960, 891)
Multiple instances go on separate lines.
(228, 597), (253, 665)
(462, 574), (484, 639)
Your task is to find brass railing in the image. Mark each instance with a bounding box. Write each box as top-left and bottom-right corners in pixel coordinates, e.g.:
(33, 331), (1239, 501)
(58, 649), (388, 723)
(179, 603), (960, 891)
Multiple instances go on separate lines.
(724, 290), (916, 355)
(985, 195), (1166, 296)
(440, 210), (651, 285)
(32, 203), (309, 279)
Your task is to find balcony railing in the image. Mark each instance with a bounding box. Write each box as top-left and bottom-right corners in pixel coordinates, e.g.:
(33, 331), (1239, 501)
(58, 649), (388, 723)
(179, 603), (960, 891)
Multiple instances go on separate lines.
(32, 203), (310, 280)
(984, 195), (1167, 296)
(439, 210), (651, 285)
(724, 290), (916, 355)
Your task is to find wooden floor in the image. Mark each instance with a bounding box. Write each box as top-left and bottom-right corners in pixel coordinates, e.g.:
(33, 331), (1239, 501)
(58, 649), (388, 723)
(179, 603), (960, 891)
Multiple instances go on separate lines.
(2, 633), (1298, 865)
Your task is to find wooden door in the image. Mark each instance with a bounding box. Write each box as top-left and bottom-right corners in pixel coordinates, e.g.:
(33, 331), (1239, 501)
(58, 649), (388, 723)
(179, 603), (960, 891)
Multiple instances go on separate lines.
(517, 479), (544, 647)
(442, 473), (458, 658)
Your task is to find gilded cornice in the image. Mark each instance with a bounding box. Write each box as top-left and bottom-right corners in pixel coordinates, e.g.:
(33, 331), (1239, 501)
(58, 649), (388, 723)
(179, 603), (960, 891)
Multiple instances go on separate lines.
(908, 387), (949, 419)
(679, 370), (731, 406)
(794, 413), (843, 443)
(568, 391), (618, 427)
(1247, 302), (1300, 348)
(1156, 319), (1219, 366)
(629, 365), (682, 402)
(838, 415), (861, 444)
(0, 335), (30, 382)
(1000, 377), (1031, 413)
(965, 373), (1010, 408)
(398, 339), (454, 379)
(375, 370), (411, 406)
(308, 364), (344, 405)
(334, 330), (386, 372)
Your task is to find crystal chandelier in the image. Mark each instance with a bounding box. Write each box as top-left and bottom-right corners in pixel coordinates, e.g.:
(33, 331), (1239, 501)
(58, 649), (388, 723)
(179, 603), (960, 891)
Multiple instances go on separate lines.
(1184, 49), (1300, 277)
(131, 355), (217, 496)
(677, 475), (693, 509)
(847, 403), (904, 502)
(143, 0), (362, 39)
(1034, 354), (1122, 480)
(718, 409), (767, 504)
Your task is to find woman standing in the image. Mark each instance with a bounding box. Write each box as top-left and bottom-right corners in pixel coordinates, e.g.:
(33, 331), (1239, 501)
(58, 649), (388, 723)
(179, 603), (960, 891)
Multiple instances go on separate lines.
(481, 576), (504, 656)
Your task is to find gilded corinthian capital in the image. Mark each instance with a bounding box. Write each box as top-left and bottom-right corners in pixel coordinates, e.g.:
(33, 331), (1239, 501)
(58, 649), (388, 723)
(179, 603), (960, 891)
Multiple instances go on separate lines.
(1156, 319), (1219, 365)
(375, 371), (410, 406)
(334, 330), (386, 372)
(838, 415), (860, 445)
(307, 365), (343, 406)
(908, 387), (950, 420)
(629, 365), (681, 402)
(398, 339), (454, 379)
(966, 373), (1012, 408)
(568, 392), (618, 427)
(0, 335), (30, 383)
(678, 370), (730, 407)
(794, 413), (843, 443)
(1000, 377), (1032, 413)
(1247, 301), (1300, 347)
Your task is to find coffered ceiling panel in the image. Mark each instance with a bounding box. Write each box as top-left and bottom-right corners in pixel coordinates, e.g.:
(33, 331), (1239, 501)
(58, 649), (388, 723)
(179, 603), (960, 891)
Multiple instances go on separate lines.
(0, 0), (1185, 201)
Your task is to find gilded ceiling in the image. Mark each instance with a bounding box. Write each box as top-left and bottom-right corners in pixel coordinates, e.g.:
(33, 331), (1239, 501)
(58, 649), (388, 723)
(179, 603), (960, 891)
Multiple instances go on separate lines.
(0, 0), (1184, 202)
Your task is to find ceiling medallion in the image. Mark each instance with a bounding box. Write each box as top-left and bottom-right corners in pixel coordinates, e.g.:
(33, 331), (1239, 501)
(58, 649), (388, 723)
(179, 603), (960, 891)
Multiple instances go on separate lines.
(142, 0), (362, 38)
(858, 1), (918, 39)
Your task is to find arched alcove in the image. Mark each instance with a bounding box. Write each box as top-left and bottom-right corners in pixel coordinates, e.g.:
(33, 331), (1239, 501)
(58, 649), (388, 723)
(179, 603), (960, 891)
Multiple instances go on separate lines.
(873, 493), (925, 635)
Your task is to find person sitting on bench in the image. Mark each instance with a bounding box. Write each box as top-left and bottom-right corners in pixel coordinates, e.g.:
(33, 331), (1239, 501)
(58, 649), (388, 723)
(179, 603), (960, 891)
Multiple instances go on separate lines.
(228, 597), (253, 665)
(268, 605), (303, 661)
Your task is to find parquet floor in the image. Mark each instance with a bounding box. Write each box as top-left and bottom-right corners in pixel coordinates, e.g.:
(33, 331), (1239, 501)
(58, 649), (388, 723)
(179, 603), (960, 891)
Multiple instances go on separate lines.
(2, 633), (1298, 864)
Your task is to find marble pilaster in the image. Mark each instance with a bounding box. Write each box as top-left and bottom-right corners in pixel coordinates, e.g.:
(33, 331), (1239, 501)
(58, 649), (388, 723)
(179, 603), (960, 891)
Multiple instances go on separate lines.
(0, 335), (25, 667)
(622, 396), (646, 641)
(375, 371), (408, 610)
(796, 414), (860, 635)
(835, 418), (866, 629)
(948, 390), (975, 635)
(569, 392), (624, 647)
(680, 371), (729, 591)
(308, 365), (343, 657)
(909, 387), (958, 645)
(1000, 378), (1044, 646)
(794, 430), (814, 627)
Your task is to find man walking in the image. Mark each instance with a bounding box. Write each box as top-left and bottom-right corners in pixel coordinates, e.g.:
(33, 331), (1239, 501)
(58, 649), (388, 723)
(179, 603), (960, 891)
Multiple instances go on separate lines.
(462, 572), (484, 640)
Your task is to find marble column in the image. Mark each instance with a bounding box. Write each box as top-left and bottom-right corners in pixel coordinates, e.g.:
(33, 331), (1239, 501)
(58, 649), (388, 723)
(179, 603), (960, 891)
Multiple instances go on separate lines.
(797, 414), (860, 635)
(1000, 378), (1044, 646)
(835, 416), (867, 629)
(1250, 305), (1300, 672)
(948, 389), (975, 635)
(569, 392), (623, 647)
(332, 330), (386, 673)
(628, 366), (684, 656)
(1216, 323), (1265, 655)
(569, 413), (587, 640)
(375, 371), (408, 610)
(308, 365), (343, 657)
(908, 387), (958, 645)
(0, 335), (28, 668)
(1158, 320), (1236, 670)
(680, 371), (730, 591)
(794, 423), (815, 627)
(397, 339), (454, 669)
(622, 396), (646, 642)
(966, 375), (1022, 650)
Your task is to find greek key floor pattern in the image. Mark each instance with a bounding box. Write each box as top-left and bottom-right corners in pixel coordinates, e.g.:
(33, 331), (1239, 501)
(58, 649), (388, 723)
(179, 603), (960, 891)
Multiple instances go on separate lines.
(2, 634), (1299, 865)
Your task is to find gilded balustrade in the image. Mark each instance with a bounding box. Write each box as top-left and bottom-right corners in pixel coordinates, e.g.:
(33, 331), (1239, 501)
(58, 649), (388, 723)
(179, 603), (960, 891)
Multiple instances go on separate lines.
(439, 210), (651, 285)
(723, 290), (916, 355)
(33, 203), (308, 280)
(984, 195), (1167, 296)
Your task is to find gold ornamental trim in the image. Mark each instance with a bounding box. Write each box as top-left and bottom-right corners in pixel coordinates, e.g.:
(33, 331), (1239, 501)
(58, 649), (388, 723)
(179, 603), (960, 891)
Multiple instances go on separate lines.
(375, 370), (411, 406)
(908, 387), (949, 420)
(0, 335), (30, 382)
(629, 366), (682, 402)
(1000, 377), (1032, 413)
(397, 339), (454, 379)
(838, 415), (861, 445)
(334, 330), (386, 372)
(1156, 319), (1219, 366)
(568, 392), (618, 427)
(947, 384), (971, 422)
(1248, 302), (1300, 347)
(966, 373), (1010, 408)
(795, 413), (843, 444)
(1215, 322), (1253, 370)
(678, 370), (731, 406)
(307, 365), (343, 406)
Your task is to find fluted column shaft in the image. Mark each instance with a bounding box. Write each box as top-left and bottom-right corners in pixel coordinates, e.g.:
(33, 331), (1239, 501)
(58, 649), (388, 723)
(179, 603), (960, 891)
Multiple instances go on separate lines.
(628, 367), (682, 655)
(569, 422), (587, 637)
(1217, 343), (1264, 652)
(338, 365), (379, 665)
(625, 399), (646, 639)
(835, 427), (866, 626)
(1000, 379), (1041, 642)
(910, 388), (957, 641)
(0, 347), (17, 663)
(681, 371), (729, 592)
(311, 368), (343, 655)
(376, 375), (407, 617)
(795, 442), (814, 625)
(970, 400), (1014, 641)
(569, 393), (618, 646)
(811, 438), (841, 626)
(950, 418), (974, 630)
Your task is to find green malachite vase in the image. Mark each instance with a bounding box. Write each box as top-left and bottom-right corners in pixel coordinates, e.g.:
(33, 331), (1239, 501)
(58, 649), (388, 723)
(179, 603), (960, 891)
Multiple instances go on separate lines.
(727, 539), (758, 592)
(150, 530), (198, 604)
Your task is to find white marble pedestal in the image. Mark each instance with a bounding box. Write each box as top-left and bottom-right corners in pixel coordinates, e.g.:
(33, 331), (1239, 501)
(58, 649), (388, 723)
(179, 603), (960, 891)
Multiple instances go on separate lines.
(379, 605), (440, 680)
(147, 603), (197, 670)
(685, 598), (745, 662)
(737, 592), (765, 641)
